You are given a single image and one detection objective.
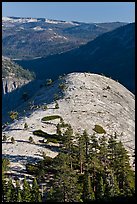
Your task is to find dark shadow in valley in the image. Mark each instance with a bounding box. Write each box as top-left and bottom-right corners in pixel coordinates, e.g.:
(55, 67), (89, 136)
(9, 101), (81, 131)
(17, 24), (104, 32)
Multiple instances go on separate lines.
(2, 76), (66, 124)
(15, 23), (135, 94)
(2, 79), (42, 123)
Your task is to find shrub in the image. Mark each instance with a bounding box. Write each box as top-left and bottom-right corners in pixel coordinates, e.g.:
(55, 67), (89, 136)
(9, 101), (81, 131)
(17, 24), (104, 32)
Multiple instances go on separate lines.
(59, 75), (63, 80)
(11, 137), (15, 144)
(55, 101), (59, 109)
(47, 138), (59, 143)
(54, 93), (59, 100)
(93, 125), (106, 134)
(26, 163), (38, 175)
(3, 135), (7, 142)
(24, 122), (28, 129)
(56, 124), (62, 135)
(46, 79), (52, 86)
(29, 136), (34, 143)
(2, 158), (10, 173)
(9, 111), (18, 120)
(41, 115), (62, 122)
(58, 83), (67, 91)
(42, 105), (47, 110)
(33, 130), (49, 137)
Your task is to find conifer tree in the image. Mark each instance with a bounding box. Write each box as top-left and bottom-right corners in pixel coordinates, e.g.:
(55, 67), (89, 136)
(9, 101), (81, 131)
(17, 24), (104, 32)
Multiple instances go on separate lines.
(78, 130), (89, 174)
(22, 176), (32, 202)
(56, 123), (61, 135)
(5, 178), (15, 202)
(78, 133), (86, 174)
(83, 171), (95, 201)
(16, 191), (22, 202)
(15, 180), (22, 202)
(63, 125), (74, 169)
(51, 153), (81, 202)
(95, 176), (105, 200)
(114, 141), (135, 195)
(31, 177), (42, 202)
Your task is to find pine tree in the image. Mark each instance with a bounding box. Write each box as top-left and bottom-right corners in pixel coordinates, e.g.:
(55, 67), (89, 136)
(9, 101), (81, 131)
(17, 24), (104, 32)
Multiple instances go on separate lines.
(15, 180), (22, 202)
(90, 133), (99, 154)
(51, 153), (81, 202)
(56, 123), (61, 135)
(5, 178), (15, 202)
(78, 133), (86, 174)
(107, 137), (135, 197)
(22, 176), (32, 202)
(95, 176), (105, 200)
(31, 177), (42, 202)
(16, 191), (22, 202)
(2, 158), (10, 202)
(63, 125), (74, 169)
(83, 171), (95, 202)
(78, 130), (89, 174)
(98, 135), (108, 164)
(114, 141), (135, 195)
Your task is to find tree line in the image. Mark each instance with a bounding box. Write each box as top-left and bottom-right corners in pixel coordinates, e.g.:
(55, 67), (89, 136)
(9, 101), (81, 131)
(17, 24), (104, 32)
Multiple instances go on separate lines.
(2, 125), (135, 202)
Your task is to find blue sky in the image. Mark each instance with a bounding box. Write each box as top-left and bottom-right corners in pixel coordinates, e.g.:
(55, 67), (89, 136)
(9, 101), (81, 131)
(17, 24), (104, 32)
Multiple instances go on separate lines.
(2, 2), (135, 23)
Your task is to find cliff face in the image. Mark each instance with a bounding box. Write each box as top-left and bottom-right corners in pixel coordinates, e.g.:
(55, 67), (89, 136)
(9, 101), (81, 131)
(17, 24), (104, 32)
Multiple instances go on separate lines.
(2, 77), (30, 94)
(2, 56), (34, 94)
(2, 72), (135, 177)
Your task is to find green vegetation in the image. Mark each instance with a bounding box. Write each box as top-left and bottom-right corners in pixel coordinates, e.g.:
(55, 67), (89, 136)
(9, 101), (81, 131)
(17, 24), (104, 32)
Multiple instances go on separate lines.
(42, 105), (47, 110)
(24, 122), (28, 129)
(46, 79), (53, 86)
(2, 58), (35, 80)
(29, 136), (35, 144)
(54, 93), (59, 101)
(33, 129), (61, 143)
(55, 101), (59, 109)
(9, 111), (18, 121)
(93, 124), (106, 134)
(2, 176), (41, 202)
(11, 137), (15, 144)
(26, 128), (135, 202)
(41, 115), (62, 122)
(33, 130), (49, 137)
(3, 135), (7, 142)
(58, 83), (67, 91)
(2, 122), (135, 202)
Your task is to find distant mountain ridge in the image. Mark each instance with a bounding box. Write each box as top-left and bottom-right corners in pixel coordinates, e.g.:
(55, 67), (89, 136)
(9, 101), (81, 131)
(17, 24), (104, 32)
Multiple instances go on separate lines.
(2, 16), (127, 59)
(15, 23), (135, 93)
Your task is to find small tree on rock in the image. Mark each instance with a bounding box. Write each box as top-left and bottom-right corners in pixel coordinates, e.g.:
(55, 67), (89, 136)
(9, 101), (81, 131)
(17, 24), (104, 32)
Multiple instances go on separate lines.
(11, 137), (15, 144)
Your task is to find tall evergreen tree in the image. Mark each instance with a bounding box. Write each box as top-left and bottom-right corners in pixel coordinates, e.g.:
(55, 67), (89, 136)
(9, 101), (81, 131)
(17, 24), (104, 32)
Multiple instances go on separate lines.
(15, 180), (22, 202)
(5, 178), (15, 202)
(50, 153), (81, 202)
(63, 125), (74, 169)
(95, 175), (105, 200)
(16, 191), (22, 202)
(83, 171), (95, 202)
(22, 176), (32, 202)
(31, 177), (42, 202)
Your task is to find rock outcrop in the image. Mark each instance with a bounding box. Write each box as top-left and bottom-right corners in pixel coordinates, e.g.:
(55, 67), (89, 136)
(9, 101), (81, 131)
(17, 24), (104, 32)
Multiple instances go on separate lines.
(2, 72), (135, 179)
(2, 56), (34, 94)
